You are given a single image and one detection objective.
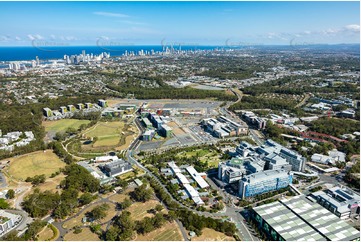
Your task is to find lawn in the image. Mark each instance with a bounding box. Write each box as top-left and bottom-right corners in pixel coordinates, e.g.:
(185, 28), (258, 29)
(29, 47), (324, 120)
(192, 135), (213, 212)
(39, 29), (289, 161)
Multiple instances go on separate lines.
(116, 166), (145, 181)
(127, 200), (161, 221)
(84, 122), (124, 147)
(135, 221), (183, 241)
(62, 202), (116, 229)
(108, 188), (134, 203)
(35, 174), (66, 193)
(43, 119), (90, 133)
(64, 228), (100, 241)
(176, 148), (220, 168)
(37, 225), (55, 241)
(192, 228), (235, 241)
(7, 150), (65, 181)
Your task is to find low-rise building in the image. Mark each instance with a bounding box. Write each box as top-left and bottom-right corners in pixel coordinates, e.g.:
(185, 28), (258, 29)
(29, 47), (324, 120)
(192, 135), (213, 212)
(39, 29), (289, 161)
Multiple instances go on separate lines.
(98, 99), (108, 108)
(0, 210), (22, 237)
(328, 149), (346, 163)
(202, 116), (248, 138)
(85, 103), (93, 109)
(167, 162), (205, 206)
(185, 166), (209, 189)
(67, 104), (76, 112)
(94, 155), (118, 163)
(311, 186), (360, 220)
(311, 153), (335, 165)
(76, 103), (84, 110)
(43, 107), (53, 117)
(59, 106), (67, 114)
(143, 129), (155, 141)
(101, 159), (132, 177)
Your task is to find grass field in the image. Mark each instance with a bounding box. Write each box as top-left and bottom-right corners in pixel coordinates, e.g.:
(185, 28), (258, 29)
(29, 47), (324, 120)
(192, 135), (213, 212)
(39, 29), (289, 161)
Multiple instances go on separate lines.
(43, 119), (90, 133)
(192, 228), (235, 241)
(127, 200), (161, 221)
(176, 148), (220, 168)
(135, 221), (183, 241)
(108, 188), (134, 203)
(37, 225), (55, 241)
(84, 122), (124, 147)
(116, 166), (145, 181)
(115, 125), (138, 151)
(64, 228), (100, 241)
(35, 174), (66, 193)
(63, 202), (116, 229)
(7, 150), (65, 181)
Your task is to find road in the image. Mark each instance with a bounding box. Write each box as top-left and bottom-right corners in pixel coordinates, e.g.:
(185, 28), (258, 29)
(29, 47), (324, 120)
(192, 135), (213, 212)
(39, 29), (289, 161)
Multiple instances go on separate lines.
(126, 125), (256, 241)
(249, 129), (264, 146)
(295, 93), (310, 108)
(46, 191), (122, 241)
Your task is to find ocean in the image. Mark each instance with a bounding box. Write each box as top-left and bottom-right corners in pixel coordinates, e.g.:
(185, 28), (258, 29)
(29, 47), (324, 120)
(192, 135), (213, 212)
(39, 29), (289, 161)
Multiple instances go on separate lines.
(0, 45), (219, 62)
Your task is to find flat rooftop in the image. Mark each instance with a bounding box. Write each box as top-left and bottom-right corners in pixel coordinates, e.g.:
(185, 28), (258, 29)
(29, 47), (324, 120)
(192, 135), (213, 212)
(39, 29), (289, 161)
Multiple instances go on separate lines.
(253, 196), (360, 241)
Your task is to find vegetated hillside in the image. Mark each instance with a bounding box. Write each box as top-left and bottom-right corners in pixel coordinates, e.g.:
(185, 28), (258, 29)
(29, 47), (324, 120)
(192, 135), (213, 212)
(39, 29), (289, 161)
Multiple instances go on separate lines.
(309, 117), (360, 137)
(0, 95), (103, 159)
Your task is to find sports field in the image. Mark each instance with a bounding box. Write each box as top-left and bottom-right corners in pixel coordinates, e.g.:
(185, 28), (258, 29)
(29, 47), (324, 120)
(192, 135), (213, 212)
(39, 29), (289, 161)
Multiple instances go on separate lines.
(43, 119), (90, 133)
(135, 221), (183, 241)
(7, 150), (65, 181)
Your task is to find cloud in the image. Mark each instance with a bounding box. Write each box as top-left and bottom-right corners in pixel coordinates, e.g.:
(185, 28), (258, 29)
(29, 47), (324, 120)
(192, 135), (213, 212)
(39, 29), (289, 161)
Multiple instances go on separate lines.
(0, 36), (10, 41)
(93, 11), (129, 18)
(118, 20), (147, 26)
(27, 34), (43, 40)
(15, 36), (22, 41)
(344, 24), (360, 32)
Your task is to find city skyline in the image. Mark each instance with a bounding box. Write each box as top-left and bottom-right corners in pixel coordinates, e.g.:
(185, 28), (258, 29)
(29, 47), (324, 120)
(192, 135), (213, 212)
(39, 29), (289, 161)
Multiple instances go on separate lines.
(0, 1), (360, 46)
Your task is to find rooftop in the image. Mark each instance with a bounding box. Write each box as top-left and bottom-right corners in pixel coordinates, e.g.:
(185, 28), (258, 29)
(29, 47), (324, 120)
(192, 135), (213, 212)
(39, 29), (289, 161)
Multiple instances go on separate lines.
(253, 196), (360, 241)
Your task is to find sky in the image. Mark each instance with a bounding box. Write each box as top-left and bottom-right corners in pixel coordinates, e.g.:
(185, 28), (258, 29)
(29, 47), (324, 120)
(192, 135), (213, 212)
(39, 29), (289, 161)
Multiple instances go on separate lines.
(0, 1), (359, 46)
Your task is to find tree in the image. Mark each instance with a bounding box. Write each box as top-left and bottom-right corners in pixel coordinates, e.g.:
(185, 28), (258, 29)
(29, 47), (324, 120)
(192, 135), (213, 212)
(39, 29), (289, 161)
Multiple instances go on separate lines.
(79, 192), (95, 206)
(136, 217), (154, 234)
(131, 184), (153, 202)
(0, 198), (10, 209)
(63, 164), (100, 192)
(25, 174), (46, 186)
(87, 204), (110, 221)
(155, 204), (163, 212)
(89, 224), (102, 235)
(114, 178), (128, 189)
(22, 190), (60, 218)
(153, 213), (165, 229)
(120, 198), (132, 209)
(73, 226), (82, 234)
(2, 230), (22, 241)
(105, 226), (119, 241)
(23, 220), (47, 240)
(6, 189), (15, 199)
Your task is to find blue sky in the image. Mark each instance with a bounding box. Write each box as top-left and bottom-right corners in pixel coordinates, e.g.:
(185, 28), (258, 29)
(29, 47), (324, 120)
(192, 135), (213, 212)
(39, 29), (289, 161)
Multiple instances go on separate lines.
(0, 1), (359, 46)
